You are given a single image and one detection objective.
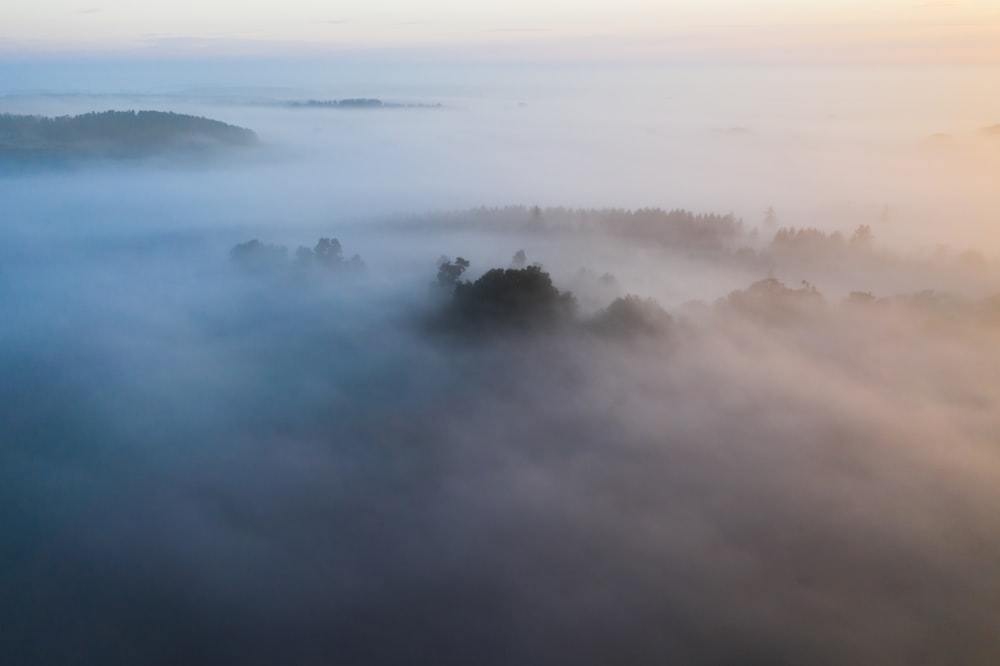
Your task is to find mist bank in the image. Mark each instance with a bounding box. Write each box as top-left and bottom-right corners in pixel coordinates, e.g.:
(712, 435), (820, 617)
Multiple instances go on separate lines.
(3, 225), (1000, 664)
(2, 58), (1000, 664)
(389, 206), (1000, 303)
(3, 61), (999, 251)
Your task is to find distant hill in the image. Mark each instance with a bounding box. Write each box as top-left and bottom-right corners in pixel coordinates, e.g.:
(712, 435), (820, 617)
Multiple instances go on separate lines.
(982, 123), (1000, 136)
(287, 98), (441, 110)
(0, 110), (258, 162)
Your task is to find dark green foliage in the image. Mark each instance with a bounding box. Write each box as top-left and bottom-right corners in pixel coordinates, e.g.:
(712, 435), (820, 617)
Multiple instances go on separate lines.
(446, 265), (576, 332)
(591, 295), (673, 338)
(0, 110), (258, 161)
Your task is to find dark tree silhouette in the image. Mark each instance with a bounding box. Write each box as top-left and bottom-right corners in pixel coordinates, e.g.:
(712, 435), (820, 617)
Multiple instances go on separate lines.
(313, 238), (343, 265)
(445, 264), (576, 332)
(436, 257), (470, 286)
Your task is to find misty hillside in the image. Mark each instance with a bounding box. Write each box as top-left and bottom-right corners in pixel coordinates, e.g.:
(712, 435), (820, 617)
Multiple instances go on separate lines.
(0, 110), (257, 162)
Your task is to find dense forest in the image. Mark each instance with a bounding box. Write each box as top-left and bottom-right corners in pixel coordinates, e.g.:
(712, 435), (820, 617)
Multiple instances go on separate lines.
(0, 110), (258, 161)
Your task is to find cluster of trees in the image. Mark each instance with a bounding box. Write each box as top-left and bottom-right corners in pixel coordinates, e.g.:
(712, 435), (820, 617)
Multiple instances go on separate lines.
(770, 224), (873, 256)
(715, 276), (1000, 328)
(406, 206), (997, 284)
(290, 99), (386, 109)
(418, 206), (743, 254)
(434, 257), (1000, 339)
(589, 295), (674, 337)
(287, 99), (442, 110)
(603, 208), (744, 252)
(0, 111), (257, 159)
(435, 255), (575, 332)
(718, 278), (826, 324)
(230, 237), (365, 275)
(228, 241), (1000, 336)
(434, 254), (671, 338)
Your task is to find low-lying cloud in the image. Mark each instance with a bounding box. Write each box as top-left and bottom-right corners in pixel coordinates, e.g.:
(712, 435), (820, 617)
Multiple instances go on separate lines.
(2, 62), (1000, 665)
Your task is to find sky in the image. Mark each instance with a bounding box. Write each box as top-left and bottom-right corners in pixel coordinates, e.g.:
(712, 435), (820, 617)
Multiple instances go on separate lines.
(2, 0), (999, 63)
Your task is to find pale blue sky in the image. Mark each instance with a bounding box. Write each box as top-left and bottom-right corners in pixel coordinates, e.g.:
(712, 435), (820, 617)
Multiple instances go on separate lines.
(2, 0), (998, 62)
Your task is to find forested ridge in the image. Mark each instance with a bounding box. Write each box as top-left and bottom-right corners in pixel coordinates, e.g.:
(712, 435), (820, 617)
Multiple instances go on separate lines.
(0, 110), (257, 160)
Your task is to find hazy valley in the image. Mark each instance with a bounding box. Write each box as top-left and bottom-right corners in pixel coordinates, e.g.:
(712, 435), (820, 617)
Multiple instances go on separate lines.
(1, 61), (1000, 664)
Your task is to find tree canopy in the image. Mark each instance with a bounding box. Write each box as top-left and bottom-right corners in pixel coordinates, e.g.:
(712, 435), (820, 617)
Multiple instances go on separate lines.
(444, 264), (576, 332)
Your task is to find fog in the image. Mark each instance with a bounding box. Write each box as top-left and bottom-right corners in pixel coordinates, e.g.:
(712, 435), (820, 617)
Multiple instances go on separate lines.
(2, 60), (1000, 665)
